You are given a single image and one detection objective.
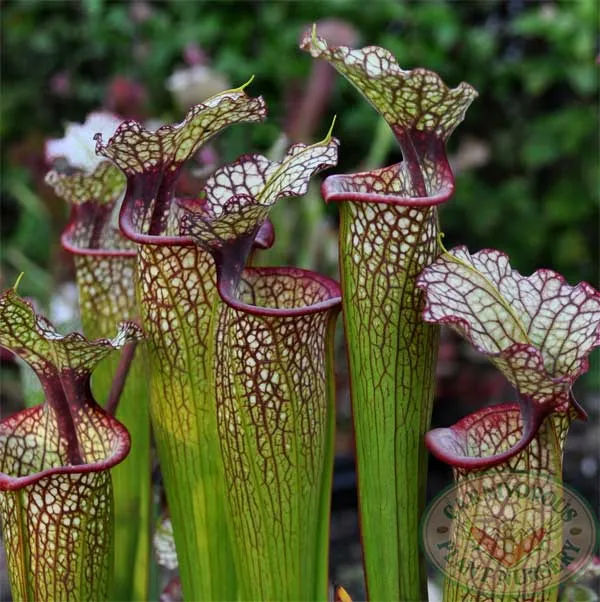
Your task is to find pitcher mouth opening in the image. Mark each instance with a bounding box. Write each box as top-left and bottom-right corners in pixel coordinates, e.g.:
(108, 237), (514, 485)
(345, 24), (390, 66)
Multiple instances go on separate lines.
(321, 162), (455, 208)
(217, 266), (342, 318)
(61, 226), (136, 258)
(0, 404), (131, 491)
(425, 402), (565, 470)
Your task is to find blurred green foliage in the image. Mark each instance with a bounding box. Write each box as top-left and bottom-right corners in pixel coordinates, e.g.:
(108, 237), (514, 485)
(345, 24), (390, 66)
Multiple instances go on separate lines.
(1, 0), (598, 301)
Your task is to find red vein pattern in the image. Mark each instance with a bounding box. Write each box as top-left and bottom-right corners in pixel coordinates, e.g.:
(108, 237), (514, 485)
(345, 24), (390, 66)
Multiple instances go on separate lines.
(418, 246), (600, 467)
(416, 250), (600, 600)
(438, 405), (574, 601)
(216, 267), (341, 601)
(301, 28), (477, 196)
(46, 162), (152, 601)
(95, 87), (267, 601)
(0, 289), (141, 601)
(333, 183), (441, 601)
(176, 133), (338, 599)
(419, 246), (600, 407)
(96, 88), (267, 239)
(302, 32), (477, 601)
(181, 134), (339, 250)
(46, 163), (136, 334)
(136, 243), (235, 600)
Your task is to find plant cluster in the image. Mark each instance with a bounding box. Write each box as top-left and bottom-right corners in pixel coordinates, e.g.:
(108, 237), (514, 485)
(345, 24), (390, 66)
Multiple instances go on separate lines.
(0, 22), (599, 602)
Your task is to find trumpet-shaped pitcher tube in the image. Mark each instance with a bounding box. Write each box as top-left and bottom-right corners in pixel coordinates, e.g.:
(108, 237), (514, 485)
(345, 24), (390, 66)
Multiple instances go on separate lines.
(0, 287), (142, 601)
(46, 159), (152, 601)
(95, 84), (268, 601)
(417, 246), (600, 601)
(216, 267), (341, 600)
(433, 406), (575, 601)
(180, 126), (339, 600)
(301, 29), (477, 601)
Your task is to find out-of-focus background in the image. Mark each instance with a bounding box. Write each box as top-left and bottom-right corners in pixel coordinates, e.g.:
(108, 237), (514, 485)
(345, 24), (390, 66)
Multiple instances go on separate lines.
(1, 0), (598, 599)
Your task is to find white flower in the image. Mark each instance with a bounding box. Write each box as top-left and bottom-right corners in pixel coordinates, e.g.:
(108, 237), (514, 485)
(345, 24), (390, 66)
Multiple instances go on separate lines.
(46, 112), (122, 173)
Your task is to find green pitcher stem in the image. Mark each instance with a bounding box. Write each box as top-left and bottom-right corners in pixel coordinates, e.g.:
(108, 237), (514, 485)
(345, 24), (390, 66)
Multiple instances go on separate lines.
(338, 200), (439, 601)
(136, 244), (236, 601)
(299, 32), (475, 600)
(215, 267), (341, 601)
(91, 86), (270, 601)
(0, 292), (140, 602)
(74, 255), (152, 602)
(441, 410), (571, 602)
(1, 471), (115, 601)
